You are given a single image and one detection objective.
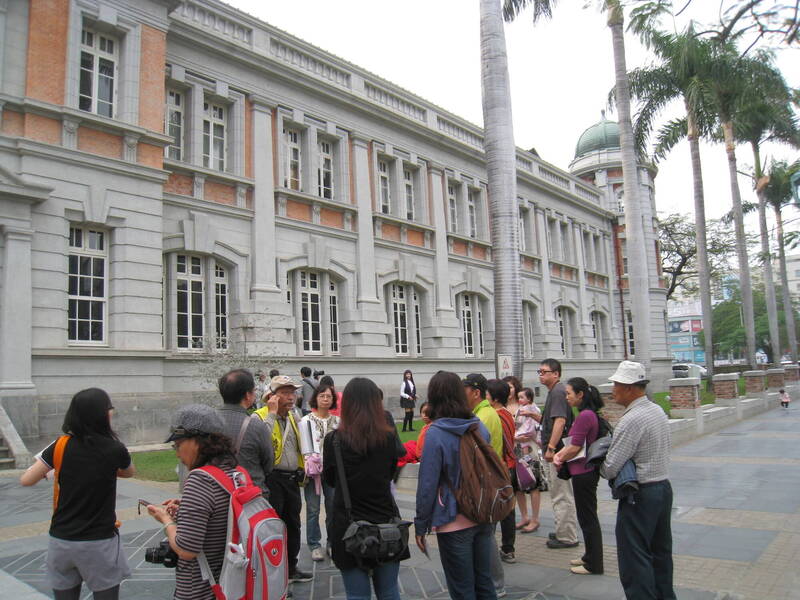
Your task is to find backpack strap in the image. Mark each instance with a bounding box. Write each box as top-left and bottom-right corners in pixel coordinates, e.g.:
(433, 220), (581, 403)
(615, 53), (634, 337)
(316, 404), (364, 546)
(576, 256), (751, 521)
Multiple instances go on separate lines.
(232, 417), (251, 456)
(51, 435), (71, 514)
(331, 433), (353, 522)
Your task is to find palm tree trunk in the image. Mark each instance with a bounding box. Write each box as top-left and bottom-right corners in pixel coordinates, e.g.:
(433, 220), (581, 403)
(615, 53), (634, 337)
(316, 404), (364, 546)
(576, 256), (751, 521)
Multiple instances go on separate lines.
(753, 143), (781, 364)
(687, 106), (715, 382)
(773, 202), (798, 362)
(722, 119), (757, 367)
(480, 0), (523, 379)
(608, 1), (651, 371)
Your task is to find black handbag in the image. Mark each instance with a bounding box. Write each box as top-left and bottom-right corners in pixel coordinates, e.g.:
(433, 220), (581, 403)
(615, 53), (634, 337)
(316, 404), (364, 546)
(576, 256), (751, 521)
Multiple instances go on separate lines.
(332, 435), (411, 568)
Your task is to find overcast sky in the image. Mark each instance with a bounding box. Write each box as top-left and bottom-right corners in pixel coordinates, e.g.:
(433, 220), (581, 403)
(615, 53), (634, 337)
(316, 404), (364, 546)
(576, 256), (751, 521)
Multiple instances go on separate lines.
(228, 0), (799, 238)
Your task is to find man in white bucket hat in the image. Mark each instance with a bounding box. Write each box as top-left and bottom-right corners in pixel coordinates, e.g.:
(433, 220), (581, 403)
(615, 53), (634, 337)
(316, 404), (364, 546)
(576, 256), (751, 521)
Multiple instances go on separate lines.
(601, 361), (675, 599)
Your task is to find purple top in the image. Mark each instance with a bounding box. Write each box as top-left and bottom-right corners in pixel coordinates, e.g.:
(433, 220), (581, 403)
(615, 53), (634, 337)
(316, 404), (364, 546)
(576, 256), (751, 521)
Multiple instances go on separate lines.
(567, 409), (599, 476)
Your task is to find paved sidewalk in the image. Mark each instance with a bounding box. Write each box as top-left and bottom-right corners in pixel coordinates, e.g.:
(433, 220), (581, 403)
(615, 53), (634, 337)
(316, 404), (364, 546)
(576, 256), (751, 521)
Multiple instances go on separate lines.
(1, 404), (798, 599)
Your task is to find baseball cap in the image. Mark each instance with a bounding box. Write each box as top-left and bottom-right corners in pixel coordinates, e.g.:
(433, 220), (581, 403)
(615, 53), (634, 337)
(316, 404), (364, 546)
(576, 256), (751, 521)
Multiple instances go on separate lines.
(608, 360), (649, 385)
(165, 403), (224, 443)
(269, 375), (302, 393)
(462, 373), (488, 394)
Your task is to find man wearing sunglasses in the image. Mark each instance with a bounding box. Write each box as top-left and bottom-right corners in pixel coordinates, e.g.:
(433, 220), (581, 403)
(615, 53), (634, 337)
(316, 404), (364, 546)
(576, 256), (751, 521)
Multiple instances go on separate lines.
(538, 358), (579, 550)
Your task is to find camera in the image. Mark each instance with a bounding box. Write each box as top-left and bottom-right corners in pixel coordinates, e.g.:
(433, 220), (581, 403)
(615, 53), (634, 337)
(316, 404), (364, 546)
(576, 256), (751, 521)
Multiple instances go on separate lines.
(313, 369), (325, 379)
(144, 539), (179, 568)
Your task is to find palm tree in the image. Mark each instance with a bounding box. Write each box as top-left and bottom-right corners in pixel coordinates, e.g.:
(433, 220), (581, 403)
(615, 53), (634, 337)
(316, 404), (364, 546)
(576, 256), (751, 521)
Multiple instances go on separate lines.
(625, 26), (719, 381)
(480, 0), (528, 379)
(504, 0), (657, 371)
(764, 159), (800, 362)
(735, 79), (800, 365)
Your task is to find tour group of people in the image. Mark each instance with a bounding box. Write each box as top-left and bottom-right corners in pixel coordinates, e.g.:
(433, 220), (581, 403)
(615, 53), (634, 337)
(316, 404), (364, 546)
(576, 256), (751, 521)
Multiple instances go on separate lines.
(21, 359), (675, 600)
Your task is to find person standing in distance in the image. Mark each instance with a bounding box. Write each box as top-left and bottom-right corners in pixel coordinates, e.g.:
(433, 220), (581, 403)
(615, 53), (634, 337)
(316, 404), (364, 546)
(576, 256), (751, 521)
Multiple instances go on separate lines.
(601, 361), (675, 600)
(400, 369), (417, 432)
(298, 366), (318, 416)
(538, 358), (579, 549)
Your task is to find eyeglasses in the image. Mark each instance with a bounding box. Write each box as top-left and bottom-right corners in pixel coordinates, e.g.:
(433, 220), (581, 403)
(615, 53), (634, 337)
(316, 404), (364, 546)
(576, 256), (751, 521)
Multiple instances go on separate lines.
(537, 369), (553, 375)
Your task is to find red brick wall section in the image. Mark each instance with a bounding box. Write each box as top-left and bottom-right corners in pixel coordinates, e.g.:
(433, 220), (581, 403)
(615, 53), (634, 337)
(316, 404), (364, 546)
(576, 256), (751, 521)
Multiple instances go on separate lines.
(669, 384), (700, 409)
(600, 397), (625, 426)
(785, 366), (800, 382)
(452, 240), (467, 256)
(24, 113), (61, 145)
(766, 371), (785, 390)
(138, 25), (166, 132)
(26, 0), (69, 104)
(713, 380), (737, 400)
(381, 223), (401, 242)
(286, 199), (311, 222)
(139, 143), (163, 169)
(406, 228), (424, 247)
(320, 207), (343, 229)
(164, 173), (193, 196)
(204, 181), (235, 205)
(1, 110), (24, 136)
(744, 373), (765, 394)
(472, 245), (486, 260)
(78, 127), (123, 159)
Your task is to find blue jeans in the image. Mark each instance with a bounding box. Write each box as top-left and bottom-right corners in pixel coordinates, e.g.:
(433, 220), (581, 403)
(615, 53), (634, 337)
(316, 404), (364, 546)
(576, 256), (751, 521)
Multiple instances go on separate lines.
(436, 524), (497, 600)
(304, 481), (334, 550)
(340, 561), (401, 600)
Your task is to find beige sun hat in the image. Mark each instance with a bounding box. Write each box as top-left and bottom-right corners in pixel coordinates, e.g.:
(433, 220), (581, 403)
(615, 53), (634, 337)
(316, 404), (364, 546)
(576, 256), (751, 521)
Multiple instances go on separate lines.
(269, 375), (302, 392)
(608, 360), (649, 385)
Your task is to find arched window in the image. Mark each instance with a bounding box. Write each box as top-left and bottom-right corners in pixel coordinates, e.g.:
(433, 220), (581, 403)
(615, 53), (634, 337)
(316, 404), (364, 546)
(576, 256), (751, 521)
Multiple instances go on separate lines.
(458, 293), (485, 357)
(287, 269), (340, 355)
(387, 283), (423, 356)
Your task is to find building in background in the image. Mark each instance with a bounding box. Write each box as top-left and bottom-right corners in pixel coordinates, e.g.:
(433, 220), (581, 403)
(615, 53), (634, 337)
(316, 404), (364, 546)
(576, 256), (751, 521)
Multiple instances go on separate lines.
(666, 300), (705, 364)
(0, 0), (670, 450)
(785, 255), (800, 298)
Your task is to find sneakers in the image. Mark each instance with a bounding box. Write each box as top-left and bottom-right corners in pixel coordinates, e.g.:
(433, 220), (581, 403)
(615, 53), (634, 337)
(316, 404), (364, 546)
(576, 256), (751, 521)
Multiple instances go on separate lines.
(311, 548), (324, 561)
(546, 538), (579, 549)
(496, 589), (507, 598)
(548, 532), (557, 540)
(500, 550), (516, 564)
(289, 568), (313, 583)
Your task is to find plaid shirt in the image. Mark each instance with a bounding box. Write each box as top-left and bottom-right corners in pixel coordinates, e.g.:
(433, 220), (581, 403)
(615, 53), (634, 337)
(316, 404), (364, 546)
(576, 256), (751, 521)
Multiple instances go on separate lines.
(601, 396), (670, 484)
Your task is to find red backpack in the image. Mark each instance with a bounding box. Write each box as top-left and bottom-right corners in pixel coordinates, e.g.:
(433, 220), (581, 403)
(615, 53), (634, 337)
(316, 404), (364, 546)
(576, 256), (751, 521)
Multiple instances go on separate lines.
(449, 425), (515, 524)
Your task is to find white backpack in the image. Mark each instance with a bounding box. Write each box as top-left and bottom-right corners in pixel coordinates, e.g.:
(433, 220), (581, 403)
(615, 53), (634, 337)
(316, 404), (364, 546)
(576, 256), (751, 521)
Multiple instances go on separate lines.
(196, 465), (288, 600)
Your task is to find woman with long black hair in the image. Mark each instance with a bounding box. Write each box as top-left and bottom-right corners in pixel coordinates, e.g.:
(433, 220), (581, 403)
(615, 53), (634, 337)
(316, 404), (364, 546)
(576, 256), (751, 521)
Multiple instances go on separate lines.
(20, 388), (135, 600)
(554, 377), (604, 575)
(400, 369), (417, 431)
(323, 377), (409, 599)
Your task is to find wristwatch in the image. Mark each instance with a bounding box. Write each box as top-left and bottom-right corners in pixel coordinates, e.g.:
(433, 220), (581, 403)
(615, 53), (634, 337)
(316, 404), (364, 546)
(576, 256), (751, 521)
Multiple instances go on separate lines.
(547, 446), (556, 453)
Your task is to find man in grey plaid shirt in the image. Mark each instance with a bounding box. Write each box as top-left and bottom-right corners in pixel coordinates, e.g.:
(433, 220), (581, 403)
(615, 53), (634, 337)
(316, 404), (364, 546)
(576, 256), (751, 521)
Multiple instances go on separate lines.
(601, 361), (675, 600)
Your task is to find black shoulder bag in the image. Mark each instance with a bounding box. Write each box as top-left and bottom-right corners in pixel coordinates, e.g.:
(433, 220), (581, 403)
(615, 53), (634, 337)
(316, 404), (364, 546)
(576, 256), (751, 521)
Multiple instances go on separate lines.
(332, 433), (412, 569)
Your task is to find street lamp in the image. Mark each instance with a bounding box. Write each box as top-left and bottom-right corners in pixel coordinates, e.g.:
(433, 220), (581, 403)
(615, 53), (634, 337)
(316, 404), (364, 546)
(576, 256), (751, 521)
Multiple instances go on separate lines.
(792, 171), (800, 203)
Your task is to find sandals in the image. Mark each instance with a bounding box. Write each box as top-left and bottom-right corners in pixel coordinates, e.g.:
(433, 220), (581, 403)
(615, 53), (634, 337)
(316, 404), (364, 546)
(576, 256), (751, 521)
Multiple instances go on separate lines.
(515, 519), (530, 530)
(521, 521), (540, 533)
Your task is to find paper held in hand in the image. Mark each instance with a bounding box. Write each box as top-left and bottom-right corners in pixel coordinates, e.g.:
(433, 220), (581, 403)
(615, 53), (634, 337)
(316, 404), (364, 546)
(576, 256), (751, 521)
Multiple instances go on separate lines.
(561, 436), (587, 462)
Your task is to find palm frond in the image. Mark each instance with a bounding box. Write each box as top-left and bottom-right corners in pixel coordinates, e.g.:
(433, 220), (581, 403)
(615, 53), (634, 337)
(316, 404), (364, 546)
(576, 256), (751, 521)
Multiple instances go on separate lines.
(502, 0), (555, 23)
(653, 117), (688, 161)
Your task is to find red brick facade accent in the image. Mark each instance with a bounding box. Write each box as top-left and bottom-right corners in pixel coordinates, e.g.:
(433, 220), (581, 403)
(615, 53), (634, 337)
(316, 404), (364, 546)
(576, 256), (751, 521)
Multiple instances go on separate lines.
(204, 181), (236, 205)
(139, 143), (163, 169)
(381, 223), (401, 242)
(472, 245), (487, 260)
(164, 173), (193, 196)
(24, 113), (61, 145)
(406, 229), (424, 247)
(670, 382), (700, 410)
(713, 379), (737, 400)
(26, 0), (69, 105)
(452, 240), (467, 256)
(286, 199), (311, 222)
(78, 127), (123, 159)
(138, 25), (166, 132)
(1, 110), (24, 136)
(320, 207), (343, 229)
(743, 372), (765, 394)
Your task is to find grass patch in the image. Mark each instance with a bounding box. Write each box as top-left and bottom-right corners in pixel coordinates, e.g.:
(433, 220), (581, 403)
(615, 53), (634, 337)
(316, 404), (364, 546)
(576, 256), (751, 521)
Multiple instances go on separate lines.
(131, 450), (178, 482)
(396, 420), (424, 443)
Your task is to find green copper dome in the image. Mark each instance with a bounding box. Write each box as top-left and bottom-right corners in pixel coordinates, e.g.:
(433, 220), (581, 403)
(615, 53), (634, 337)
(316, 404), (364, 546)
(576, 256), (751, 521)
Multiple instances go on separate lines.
(574, 118), (620, 158)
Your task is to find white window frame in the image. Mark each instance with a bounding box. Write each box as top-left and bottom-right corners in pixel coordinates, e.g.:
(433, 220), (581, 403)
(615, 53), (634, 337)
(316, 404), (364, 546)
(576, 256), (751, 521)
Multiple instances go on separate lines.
(591, 311), (603, 357)
(447, 184), (458, 233)
(285, 127), (302, 191)
(388, 283), (423, 356)
(79, 28), (118, 118)
(300, 270), (322, 354)
(467, 192), (478, 239)
(379, 160), (391, 215)
(289, 269), (340, 356)
(459, 293), (484, 358)
(404, 169), (415, 221)
(556, 307), (571, 356)
(176, 255), (205, 350)
(214, 263), (229, 350)
(523, 302), (537, 358)
(626, 310), (635, 357)
(317, 139), (334, 199)
(68, 226), (108, 345)
(329, 280), (340, 354)
(518, 209), (527, 253)
(166, 89), (184, 160)
(203, 101), (226, 171)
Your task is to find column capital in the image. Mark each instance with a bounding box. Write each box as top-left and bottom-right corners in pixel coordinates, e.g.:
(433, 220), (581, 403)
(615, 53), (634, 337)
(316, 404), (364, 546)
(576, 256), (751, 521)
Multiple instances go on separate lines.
(250, 94), (278, 112)
(426, 161), (445, 175)
(350, 133), (371, 148)
(0, 225), (34, 240)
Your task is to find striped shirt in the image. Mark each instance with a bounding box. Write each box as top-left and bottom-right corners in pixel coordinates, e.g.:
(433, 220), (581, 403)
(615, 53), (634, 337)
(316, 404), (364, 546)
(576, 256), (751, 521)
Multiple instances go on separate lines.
(601, 396), (671, 484)
(174, 466), (235, 600)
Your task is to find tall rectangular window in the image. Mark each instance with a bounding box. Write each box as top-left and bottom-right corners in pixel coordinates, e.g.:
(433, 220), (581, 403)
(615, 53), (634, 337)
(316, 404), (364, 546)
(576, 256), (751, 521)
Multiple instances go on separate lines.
(459, 293), (483, 357)
(214, 264), (228, 349)
(626, 310), (635, 356)
(284, 128), (301, 190)
(391, 284), (409, 355)
(300, 270), (321, 353)
(518, 209), (527, 252)
(329, 281), (339, 354)
(79, 29), (117, 118)
(590, 311), (600, 355)
(176, 255), (204, 349)
(467, 192), (478, 239)
(166, 90), (183, 160)
(556, 307), (567, 355)
(317, 140), (333, 199)
(447, 184), (458, 233)
(203, 102), (226, 171)
(379, 160), (391, 214)
(68, 227), (107, 343)
(560, 223), (571, 263)
(413, 289), (422, 355)
(404, 169), (415, 221)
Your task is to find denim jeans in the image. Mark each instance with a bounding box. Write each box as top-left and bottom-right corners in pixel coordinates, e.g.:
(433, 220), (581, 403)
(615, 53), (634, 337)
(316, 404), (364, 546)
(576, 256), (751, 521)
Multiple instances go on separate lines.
(436, 524), (497, 600)
(304, 481), (334, 550)
(340, 561), (401, 600)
